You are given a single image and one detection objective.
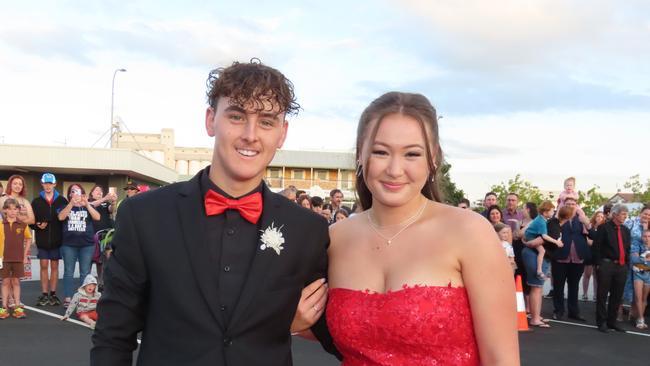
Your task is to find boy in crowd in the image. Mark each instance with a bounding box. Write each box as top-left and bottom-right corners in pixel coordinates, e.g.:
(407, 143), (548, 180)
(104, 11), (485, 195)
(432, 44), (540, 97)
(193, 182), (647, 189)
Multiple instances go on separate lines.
(62, 274), (101, 329)
(31, 173), (68, 306)
(0, 198), (32, 319)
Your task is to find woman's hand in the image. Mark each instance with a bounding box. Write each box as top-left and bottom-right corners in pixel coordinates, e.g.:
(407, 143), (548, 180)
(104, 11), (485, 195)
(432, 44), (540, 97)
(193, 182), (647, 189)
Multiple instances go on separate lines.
(290, 278), (328, 334)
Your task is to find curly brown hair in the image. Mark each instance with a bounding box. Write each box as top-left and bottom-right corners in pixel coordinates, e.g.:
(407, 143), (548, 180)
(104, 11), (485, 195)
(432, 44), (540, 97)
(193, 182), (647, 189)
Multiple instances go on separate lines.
(206, 58), (300, 116)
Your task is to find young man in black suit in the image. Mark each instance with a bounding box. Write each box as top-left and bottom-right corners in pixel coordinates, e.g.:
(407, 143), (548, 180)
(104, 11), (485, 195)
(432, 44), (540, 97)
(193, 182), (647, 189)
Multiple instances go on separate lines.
(91, 60), (332, 365)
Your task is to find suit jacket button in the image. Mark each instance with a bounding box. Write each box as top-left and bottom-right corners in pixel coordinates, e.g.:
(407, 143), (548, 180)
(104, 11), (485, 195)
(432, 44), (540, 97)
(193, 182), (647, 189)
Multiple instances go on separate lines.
(220, 305), (226, 311)
(223, 337), (232, 347)
(224, 266), (231, 272)
(226, 228), (235, 236)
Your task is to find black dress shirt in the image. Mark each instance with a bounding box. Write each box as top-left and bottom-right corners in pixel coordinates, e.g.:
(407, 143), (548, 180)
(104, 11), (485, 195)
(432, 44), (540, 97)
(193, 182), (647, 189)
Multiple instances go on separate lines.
(592, 220), (632, 265)
(200, 170), (263, 326)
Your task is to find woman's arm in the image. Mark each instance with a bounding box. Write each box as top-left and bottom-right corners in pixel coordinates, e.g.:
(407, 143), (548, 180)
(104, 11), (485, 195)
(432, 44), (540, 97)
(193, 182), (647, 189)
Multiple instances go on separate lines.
(58, 199), (75, 221)
(89, 198), (105, 208)
(461, 216), (520, 366)
(522, 236), (544, 248)
(290, 278), (328, 338)
(83, 196), (101, 221)
(630, 243), (646, 265)
(19, 199), (35, 225)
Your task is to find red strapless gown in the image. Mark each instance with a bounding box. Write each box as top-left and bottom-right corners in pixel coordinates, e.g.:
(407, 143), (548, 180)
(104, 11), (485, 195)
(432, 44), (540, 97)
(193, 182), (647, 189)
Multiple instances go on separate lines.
(327, 285), (479, 366)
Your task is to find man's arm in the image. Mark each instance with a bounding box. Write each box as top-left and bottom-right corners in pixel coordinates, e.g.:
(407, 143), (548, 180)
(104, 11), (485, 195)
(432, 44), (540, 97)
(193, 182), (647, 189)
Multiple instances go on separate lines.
(307, 220), (342, 360)
(91, 199), (148, 366)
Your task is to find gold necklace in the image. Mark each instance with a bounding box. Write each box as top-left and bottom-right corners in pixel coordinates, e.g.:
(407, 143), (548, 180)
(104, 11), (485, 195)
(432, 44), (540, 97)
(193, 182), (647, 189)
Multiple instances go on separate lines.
(367, 200), (428, 248)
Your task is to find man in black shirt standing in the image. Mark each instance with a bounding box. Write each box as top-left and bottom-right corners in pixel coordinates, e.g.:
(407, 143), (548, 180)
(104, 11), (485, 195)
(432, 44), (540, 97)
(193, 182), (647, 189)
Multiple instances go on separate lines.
(593, 204), (631, 333)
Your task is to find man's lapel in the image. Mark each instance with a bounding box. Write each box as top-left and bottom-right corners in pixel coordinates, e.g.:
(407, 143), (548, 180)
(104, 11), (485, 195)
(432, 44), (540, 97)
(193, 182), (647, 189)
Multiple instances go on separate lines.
(177, 172), (225, 330)
(229, 184), (282, 328)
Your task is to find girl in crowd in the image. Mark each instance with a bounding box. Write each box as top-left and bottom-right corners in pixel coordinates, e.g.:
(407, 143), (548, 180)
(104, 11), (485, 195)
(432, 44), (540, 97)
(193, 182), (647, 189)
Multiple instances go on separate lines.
(297, 194), (312, 210)
(495, 223), (517, 273)
(88, 185), (116, 289)
(333, 208), (349, 223)
(487, 204), (504, 226)
(58, 184), (100, 307)
(584, 211), (606, 301)
(0, 175), (35, 225)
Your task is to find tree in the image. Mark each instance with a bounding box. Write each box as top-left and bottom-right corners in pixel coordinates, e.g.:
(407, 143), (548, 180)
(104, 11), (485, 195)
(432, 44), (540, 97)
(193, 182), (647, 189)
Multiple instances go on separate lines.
(624, 174), (650, 204)
(577, 185), (607, 217)
(439, 162), (465, 206)
(489, 174), (546, 209)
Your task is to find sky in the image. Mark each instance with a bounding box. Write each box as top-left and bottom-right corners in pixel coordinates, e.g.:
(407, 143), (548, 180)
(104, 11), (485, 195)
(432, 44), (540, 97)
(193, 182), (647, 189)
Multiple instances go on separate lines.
(1, 0), (649, 201)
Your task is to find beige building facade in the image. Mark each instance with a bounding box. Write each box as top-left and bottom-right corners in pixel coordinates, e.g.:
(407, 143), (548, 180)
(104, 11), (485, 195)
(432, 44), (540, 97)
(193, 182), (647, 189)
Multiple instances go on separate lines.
(1, 128), (357, 202)
(113, 128), (357, 199)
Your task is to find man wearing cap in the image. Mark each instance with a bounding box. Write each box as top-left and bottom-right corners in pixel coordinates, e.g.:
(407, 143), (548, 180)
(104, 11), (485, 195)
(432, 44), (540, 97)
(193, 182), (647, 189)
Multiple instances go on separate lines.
(114, 182), (140, 216)
(124, 182), (140, 198)
(30, 173), (69, 306)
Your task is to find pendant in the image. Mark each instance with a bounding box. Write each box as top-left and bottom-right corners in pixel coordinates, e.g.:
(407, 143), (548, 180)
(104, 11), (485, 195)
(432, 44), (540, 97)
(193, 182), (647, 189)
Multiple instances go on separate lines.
(387, 240), (392, 245)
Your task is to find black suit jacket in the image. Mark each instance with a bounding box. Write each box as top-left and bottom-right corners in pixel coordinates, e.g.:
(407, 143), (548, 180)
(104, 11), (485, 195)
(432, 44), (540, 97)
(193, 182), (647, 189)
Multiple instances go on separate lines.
(91, 170), (330, 366)
(592, 220), (632, 266)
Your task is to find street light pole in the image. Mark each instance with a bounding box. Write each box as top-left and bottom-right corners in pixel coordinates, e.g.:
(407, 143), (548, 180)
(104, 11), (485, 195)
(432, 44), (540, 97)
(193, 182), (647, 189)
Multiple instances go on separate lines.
(110, 68), (127, 148)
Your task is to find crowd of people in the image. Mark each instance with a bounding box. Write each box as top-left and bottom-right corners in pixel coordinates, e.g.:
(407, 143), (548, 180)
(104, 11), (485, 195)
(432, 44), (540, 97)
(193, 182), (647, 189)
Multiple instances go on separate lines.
(459, 178), (650, 331)
(0, 173), (139, 321)
(278, 187), (361, 225)
(1, 171), (649, 335)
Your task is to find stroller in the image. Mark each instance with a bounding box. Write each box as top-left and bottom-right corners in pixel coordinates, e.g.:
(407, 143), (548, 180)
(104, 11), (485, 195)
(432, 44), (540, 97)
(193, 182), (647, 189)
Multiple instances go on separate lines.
(92, 228), (115, 290)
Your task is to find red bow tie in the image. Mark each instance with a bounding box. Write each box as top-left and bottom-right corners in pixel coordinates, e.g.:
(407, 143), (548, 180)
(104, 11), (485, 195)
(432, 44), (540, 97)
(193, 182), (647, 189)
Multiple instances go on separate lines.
(204, 190), (263, 224)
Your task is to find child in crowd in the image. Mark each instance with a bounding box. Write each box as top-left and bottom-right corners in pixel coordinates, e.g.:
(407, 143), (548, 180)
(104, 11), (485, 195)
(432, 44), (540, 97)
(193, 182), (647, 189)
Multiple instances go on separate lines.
(525, 201), (564, 280)
(558, 177), (586, 217)
(0, 198), (32, 319)
(557, 177), (578, 208)
(495, 223), (516, 272)
(61, 274), (101, 329)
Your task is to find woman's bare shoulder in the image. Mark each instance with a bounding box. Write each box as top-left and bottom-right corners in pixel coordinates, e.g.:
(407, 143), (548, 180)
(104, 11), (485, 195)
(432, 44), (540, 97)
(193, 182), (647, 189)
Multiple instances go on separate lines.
(430, 203), (497, 243)
(329, 213), (367, 247)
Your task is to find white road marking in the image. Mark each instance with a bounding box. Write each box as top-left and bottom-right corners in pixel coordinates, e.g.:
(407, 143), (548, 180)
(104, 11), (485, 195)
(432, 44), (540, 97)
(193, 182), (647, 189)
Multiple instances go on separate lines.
(547, 319), (650, 337)
(23, 305), (143, 344)
(24, 305), (91, 328)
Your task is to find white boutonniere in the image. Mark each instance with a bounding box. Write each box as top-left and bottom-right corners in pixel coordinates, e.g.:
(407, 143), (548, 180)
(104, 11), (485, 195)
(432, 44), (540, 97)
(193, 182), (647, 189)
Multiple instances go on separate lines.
(260, 222), (285, 255)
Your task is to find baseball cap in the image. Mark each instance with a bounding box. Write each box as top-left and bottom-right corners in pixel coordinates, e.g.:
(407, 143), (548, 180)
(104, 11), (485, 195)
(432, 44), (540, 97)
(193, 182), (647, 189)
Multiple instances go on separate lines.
(41, 173), (56, 184)
(123, 181), (140, 191)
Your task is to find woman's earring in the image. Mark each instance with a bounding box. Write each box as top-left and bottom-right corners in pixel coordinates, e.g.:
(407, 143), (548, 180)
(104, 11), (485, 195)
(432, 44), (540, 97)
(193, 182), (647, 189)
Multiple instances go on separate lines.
(356, 164), (363, 177)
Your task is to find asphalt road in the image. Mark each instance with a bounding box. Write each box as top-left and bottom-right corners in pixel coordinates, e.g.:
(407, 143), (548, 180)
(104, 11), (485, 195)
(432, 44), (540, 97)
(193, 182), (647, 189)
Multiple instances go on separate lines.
(0, 281), (647, 366)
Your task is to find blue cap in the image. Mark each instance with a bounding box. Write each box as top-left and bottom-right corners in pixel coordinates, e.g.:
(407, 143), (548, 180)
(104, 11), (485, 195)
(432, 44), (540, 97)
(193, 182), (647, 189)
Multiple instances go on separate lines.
(41, 173), (56, 184)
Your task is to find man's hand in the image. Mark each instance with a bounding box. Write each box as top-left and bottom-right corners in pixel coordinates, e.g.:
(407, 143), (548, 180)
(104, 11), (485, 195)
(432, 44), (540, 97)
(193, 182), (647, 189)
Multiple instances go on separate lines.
(36, 222), (48, 229)
(290, 278), (328, 334)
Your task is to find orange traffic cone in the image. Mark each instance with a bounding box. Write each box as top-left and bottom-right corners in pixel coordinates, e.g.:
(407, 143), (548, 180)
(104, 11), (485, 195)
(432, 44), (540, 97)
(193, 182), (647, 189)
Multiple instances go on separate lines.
(515, 275), (529, 331)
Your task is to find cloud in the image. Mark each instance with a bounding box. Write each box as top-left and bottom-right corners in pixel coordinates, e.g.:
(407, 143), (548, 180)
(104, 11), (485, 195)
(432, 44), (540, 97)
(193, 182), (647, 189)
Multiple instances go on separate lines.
(396, 0), (650, 98)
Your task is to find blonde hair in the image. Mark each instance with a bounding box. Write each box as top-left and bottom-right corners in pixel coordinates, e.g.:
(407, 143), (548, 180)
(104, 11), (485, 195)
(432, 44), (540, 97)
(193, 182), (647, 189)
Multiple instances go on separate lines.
(564, 177), (576, 186)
